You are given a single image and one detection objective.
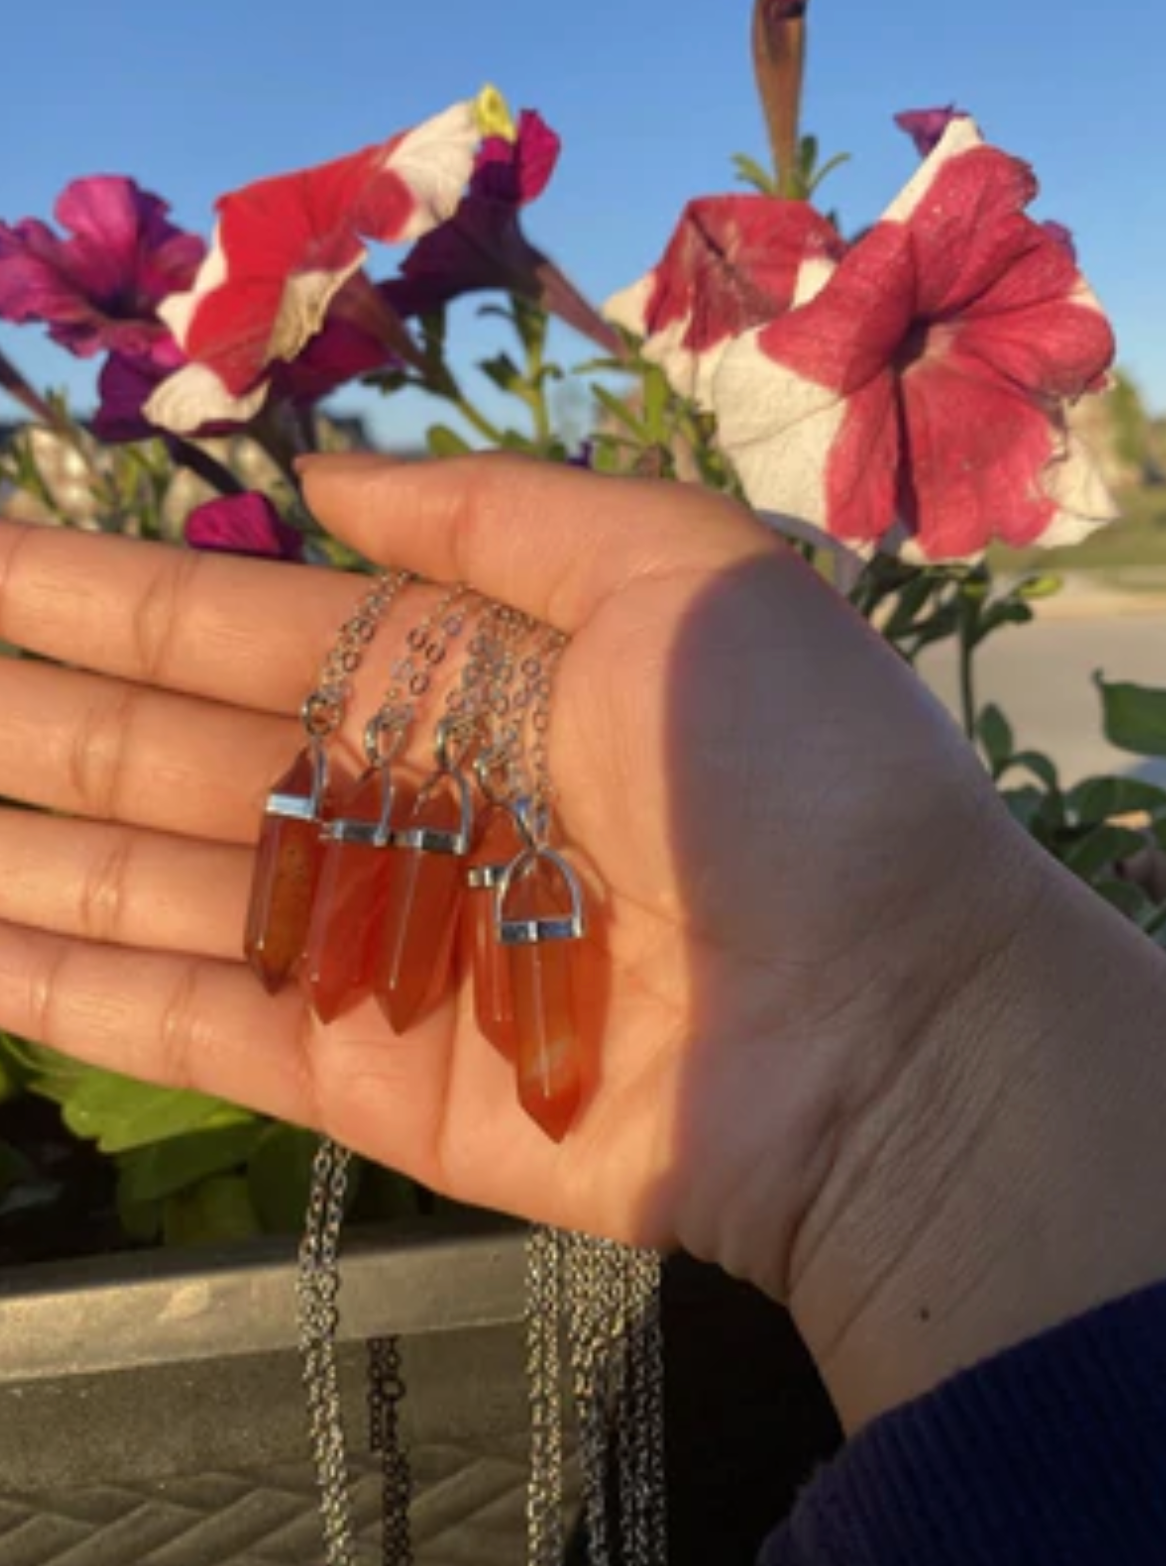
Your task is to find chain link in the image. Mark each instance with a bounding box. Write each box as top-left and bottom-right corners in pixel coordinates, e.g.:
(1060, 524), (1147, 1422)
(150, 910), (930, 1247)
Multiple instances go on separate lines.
(368, 1336), (413, 1566)
(525, 1225), (567, 1566)
(297, 1138), (357, 1566)
(302, 571), (411, 742)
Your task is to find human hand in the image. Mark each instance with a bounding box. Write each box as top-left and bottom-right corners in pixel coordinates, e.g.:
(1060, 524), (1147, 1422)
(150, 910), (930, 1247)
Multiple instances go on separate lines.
(0, 455), (1050, 1415)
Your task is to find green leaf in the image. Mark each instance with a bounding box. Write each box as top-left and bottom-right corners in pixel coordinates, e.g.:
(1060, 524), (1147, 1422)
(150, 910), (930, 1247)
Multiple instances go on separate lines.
(357, 1162), (425, 1222)
(117, 1119), (264, 1205)
(1001, 786), (1046, 831)
(642, 366), (670, 442)
(732, 152), (779, 195)
(806, 152), (852, 197)
(1095, 674), (1166, 758)
(163, 1175), (260, 1248)
(881, 572), (935, 640)
(1092, 878), (1156, 921)
(247, 1124), (329, 1234)
(426, 425), (473, 459)
(1062, 825), (1147, 880)
(977, 704), (1014, 775)
(117, 1192), (163, 1244)
(977, 600), (1035, 641)
(1014, 574), (1063, 601)
(57, 1071), (250, 1154)
(478, 352), (524, 396)
(1003, 750), (1060, 793)
(1066, 776), (1166, 826)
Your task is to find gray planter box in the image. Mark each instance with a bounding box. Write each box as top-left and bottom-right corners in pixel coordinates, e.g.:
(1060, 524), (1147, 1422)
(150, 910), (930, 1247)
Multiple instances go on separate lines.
(0, 1222), (839, 1564)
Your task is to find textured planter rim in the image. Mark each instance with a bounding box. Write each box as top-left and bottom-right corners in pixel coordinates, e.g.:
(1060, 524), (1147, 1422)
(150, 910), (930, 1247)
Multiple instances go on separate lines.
(0, 1214), (528, 1385)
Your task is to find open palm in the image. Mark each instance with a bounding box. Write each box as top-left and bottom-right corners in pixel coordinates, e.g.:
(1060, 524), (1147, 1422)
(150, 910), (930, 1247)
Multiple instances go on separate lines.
(0, 456), (1017, 1295)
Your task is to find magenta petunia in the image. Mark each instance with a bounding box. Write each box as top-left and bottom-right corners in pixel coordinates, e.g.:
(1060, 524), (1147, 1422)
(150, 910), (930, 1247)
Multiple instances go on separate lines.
(184, 493), (304, 560)
(605, 196), (845, 407)
(0, 176), (205, 364)
(714, 119), (1117, 561)
(146, 101), (482, 434)
(894, 106), (970, 160)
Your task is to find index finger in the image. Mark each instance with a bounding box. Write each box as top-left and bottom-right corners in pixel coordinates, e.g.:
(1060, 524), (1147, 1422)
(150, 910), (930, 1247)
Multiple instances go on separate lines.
(298, 453), (776, 632)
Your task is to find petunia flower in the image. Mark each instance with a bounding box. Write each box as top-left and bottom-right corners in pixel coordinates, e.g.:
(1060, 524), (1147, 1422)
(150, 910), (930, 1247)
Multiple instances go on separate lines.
(145, 99), (485, 434)
(383, 110), (619, 351)
(894, 106), (970, 159)
(0, 176), (205, 364)
(713, 119), (1117, 561)
(184, 493), (303, 560)
(605, 196), (845, 406)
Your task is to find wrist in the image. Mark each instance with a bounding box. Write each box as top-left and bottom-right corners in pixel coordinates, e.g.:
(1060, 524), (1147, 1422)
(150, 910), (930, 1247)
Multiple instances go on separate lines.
(787, 831), (1166, 1433)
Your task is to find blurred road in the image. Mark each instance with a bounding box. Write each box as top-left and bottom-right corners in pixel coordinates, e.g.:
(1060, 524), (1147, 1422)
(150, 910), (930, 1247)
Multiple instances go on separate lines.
(922, 608), (1166, 787)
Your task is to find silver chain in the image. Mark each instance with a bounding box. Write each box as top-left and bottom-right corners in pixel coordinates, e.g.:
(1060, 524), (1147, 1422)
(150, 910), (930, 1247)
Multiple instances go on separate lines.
(295, 581), (668, 1566)
(297, 1138), (358, 1566)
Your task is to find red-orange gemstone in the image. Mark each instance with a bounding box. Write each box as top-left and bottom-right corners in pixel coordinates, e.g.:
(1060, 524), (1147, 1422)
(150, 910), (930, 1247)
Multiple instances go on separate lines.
(244, 749), (326, 995)
(373, 788), (467, 1034)
(301, 769), (397, 1024)
(506, 863), (583, 1143)
(460, 807), (523, 1059)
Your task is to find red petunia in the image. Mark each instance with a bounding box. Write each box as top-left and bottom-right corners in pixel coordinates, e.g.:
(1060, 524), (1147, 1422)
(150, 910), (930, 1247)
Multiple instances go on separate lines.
(605, 196), (845, 407)
(713, 120), (1117, 561)
(146, 101), (481, 433)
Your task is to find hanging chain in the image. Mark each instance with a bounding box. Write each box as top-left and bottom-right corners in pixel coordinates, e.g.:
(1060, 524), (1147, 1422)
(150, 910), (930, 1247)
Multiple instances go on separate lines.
(298, 1138), (358, 1566)
(368, 1336), (413, 1566)
(526, 1224), (567, 1566)
(294, 578), (668, 1566)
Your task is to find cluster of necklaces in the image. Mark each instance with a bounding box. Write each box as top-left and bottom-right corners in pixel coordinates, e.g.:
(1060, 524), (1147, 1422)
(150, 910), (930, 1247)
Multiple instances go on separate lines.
(243, 569), (667, 1564)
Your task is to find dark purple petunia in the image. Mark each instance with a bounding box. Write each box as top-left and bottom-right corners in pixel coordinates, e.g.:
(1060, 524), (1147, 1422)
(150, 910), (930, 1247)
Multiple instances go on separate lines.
(0, 176), (205, 364)
(184, 493), (304, 561)
(382, 111), (619, 352)
(93, 344), (182, 443)
(894, 106), (970, 159)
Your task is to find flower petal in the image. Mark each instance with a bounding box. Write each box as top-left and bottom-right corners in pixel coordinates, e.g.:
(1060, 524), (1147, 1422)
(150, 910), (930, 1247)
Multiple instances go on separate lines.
(606, 197), (844, 406)
(185, 493), (303, 560)
(0, 176), (203, 363)
(151, 101), (479, 430)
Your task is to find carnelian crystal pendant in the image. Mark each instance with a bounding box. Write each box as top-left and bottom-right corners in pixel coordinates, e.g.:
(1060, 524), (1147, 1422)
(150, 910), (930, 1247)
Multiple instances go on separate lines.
(244, 749), (326, 995)
(506, 866), (583, 1143)
(373, 790), (465, 1034)
(461, 808), (523, 1058)
(301, 769), (396, 1024)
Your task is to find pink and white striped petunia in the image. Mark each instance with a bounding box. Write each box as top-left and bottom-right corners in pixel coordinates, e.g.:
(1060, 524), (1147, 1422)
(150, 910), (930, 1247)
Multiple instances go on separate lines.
(713, 119), (1117, 561)
(604, 196), (845, 408)
(145, 101), (482, 433)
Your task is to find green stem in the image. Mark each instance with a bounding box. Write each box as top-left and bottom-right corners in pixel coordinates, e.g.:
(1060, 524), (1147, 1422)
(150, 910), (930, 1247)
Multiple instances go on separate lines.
(957, 590), (980, 743)
(170, 439), (247, 497)
(452, 394), (508, 448)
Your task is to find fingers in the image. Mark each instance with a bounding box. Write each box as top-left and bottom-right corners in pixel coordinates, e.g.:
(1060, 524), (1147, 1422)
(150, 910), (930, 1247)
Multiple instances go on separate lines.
(298, 452), (776, 632)
(0, 922), (319, 1129)
(0, 519), (371, 712)
(0, 810), (251, 959)
(0, 657), (296, 840)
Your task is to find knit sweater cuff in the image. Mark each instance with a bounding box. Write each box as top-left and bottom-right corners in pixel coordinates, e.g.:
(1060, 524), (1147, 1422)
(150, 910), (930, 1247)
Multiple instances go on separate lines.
(761, 1278), (1166, 1565)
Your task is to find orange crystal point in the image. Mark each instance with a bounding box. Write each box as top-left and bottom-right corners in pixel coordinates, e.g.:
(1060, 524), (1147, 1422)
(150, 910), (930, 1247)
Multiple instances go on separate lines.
(506, 863), (584, 1143)
(373, 788), (467, 1034)
(461, 807), (524, 1058)
(301, 769), (396, 1024)
(244, 749), (326, 995)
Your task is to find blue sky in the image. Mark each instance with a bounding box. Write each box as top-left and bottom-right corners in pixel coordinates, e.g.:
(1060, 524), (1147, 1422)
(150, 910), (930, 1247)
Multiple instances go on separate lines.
(3, 0), (1164, 443)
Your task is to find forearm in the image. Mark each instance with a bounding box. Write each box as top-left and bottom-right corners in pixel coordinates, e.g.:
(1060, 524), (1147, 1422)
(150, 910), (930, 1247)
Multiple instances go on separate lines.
(788, 831), (1166, 1432)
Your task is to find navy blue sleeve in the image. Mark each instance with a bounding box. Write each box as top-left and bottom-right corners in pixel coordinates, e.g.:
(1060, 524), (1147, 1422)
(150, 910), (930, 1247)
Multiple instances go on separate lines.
(760, 1279), (1166, 1565)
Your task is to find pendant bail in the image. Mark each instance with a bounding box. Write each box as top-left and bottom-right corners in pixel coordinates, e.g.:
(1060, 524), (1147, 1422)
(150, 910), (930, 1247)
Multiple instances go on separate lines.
(496, 847), (587, 945)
